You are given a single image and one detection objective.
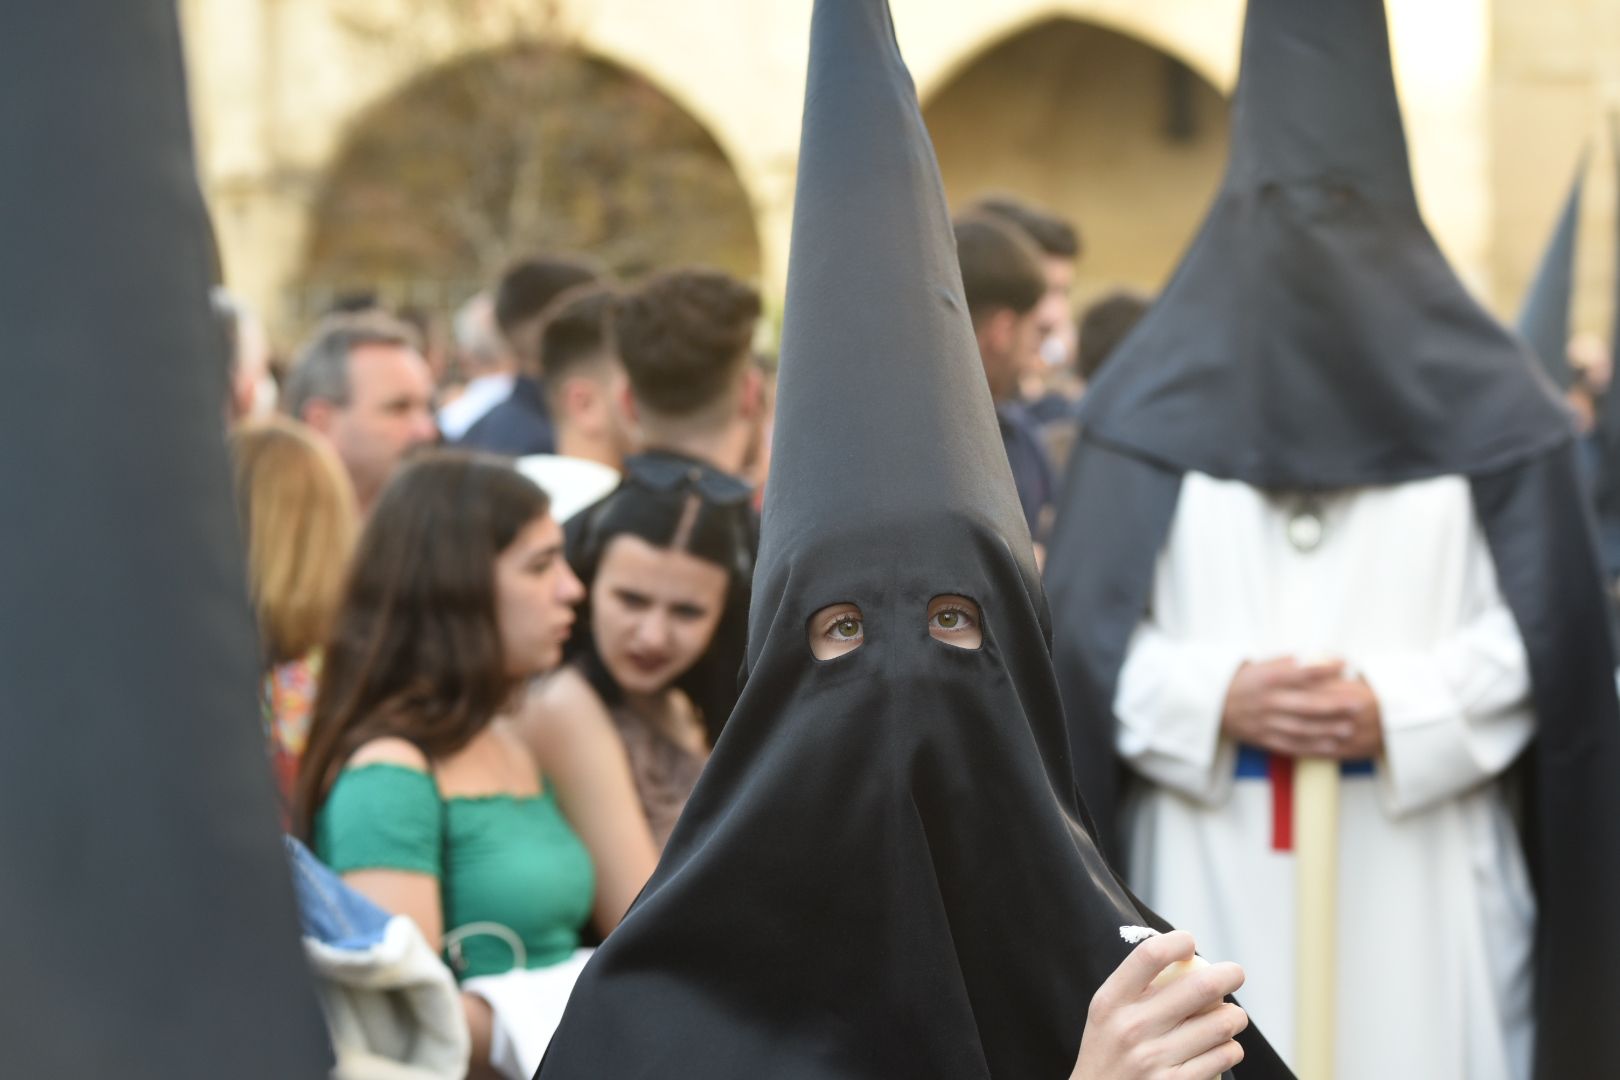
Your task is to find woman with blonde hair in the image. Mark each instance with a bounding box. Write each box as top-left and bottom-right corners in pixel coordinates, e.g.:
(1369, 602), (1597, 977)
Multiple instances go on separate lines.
(230, 415), (360, 805)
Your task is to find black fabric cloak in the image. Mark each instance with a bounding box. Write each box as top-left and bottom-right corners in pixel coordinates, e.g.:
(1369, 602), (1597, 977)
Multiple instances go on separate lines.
(0, 4), (331, 1076)
(536, 1), (1290, 1076)
(1046, 1), (1620, 1076)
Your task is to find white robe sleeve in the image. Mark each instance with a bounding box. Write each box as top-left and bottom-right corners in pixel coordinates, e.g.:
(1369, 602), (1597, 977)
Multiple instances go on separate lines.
(1113, 620), (1244, 805)
(1358, 541), (1535, 818)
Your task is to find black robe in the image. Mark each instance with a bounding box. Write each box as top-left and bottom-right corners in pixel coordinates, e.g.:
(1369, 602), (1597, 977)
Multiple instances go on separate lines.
(0, 3), (331, 1076)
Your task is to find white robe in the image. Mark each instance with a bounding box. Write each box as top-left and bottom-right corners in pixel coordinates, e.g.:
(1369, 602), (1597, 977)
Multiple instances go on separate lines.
(1115, 472), (1537, 1080)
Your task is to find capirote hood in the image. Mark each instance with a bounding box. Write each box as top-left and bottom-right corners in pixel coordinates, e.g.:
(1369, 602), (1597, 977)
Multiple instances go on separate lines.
(1075, 0), (1570, 492)
(536, 3), (1291, 1077)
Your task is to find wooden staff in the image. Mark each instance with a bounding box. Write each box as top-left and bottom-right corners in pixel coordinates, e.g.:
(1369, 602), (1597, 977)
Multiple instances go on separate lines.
(1294, 757), (1339, 1080)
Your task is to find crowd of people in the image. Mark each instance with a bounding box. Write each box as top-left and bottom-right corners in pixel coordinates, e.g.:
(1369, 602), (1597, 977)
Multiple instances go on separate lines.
(16, 0), (1620, 1078)
(220, 177), (1165, 1076)
(213, 0), (1620, 1065)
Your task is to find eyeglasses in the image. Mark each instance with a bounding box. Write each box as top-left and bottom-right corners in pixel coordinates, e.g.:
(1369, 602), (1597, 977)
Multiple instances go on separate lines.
(623, 453), (754, 508)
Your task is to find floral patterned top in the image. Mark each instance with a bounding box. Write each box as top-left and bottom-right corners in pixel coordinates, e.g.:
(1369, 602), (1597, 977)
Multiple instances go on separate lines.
(608, 703), (710, 850)
(262, 649), (322, 814)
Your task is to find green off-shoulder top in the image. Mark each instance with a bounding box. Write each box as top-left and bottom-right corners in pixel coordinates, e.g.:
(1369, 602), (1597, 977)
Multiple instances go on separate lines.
(315, 763), (595, 980)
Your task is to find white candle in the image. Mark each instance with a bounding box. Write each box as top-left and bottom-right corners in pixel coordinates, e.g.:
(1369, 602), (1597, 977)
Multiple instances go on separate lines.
(1118, 925), (1212, 989)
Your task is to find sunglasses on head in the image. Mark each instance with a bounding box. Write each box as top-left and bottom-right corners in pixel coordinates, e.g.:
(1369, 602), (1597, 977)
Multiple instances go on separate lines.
(624, 453), (754, 508)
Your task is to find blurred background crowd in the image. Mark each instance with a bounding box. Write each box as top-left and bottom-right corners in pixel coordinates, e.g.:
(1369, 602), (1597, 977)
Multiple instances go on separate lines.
(188, 3), (1619, 1076)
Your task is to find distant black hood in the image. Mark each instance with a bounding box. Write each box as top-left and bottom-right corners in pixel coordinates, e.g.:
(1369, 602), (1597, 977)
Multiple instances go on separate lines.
(1075, 0), (1569, 491)
(1517, 154), (1587, 390)
(1596, 114), (1620, 518)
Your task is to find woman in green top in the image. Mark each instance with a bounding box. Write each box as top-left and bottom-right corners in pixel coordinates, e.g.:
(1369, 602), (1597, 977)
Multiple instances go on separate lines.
(294, 452), (659, 1079)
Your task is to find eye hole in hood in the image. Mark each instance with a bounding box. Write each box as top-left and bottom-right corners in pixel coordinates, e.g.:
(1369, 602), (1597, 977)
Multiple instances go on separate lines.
(806, 594), (985, 661)
(927, 594), (982, 650)
(808, 601), (865, 661)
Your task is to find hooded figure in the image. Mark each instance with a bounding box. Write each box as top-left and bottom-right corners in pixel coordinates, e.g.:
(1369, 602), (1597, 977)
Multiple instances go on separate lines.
(1517, 157), (1587, 393)
(1594, 114), (1620, 571)
(536, 2), (1290, 1077)
(0, 3), (332, 1077)
(1046, 0), (1620, 1077)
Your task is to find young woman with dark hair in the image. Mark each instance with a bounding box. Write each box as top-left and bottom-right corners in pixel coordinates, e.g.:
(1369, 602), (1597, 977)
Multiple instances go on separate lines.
(522, 456), (755, 849)
(295, 451), (657, 1079)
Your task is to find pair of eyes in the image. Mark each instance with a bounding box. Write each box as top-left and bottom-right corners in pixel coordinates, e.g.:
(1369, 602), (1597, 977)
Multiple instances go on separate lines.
(806, 595), (983, 660)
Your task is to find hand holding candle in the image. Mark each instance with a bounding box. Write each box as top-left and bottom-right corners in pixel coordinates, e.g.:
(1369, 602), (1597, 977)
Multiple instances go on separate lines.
(1070, 928), (1247, 1080)
(1119, 925), (1214, 989)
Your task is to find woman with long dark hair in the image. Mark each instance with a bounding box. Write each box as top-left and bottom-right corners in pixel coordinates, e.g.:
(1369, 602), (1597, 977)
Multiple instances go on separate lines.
(295, 451), (656, 1079)
(521, 455), (755, 848)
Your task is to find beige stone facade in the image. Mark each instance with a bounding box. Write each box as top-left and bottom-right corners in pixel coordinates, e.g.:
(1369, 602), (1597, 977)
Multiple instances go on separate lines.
(181, 0), (1618, 341)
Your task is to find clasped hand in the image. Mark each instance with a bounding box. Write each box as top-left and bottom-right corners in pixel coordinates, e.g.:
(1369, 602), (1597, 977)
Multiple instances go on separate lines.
(1220, 657), (1383, 760)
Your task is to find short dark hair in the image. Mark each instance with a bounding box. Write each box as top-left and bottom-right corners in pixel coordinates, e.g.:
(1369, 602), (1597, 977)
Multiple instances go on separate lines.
(970, 195), (1082, 260)
(1077, 290), (1151, 381)
(954, 216), (1046, 323)
(325, 290), (382, 316)
(539, 285), (620, 392)
(494, 254), (605, 367)
(615, 268), (761, 418)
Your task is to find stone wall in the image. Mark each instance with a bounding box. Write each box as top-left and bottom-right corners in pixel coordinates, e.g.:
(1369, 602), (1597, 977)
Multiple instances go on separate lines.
(181, 0), (1615, 344)
(1492, 0), (1620, 336)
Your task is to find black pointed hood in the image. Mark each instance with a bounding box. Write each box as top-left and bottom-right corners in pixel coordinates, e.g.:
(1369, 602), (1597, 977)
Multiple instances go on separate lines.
(1613, 111), (1620, 391)
(746, 0), (1040, 658)
(1074, 0), (1570, 491)
(1518, 155), (1588, 389)
(537, 2), (1286, 1076)
(1598, 113), (1620, 519)
(0, 3), (331, 1075)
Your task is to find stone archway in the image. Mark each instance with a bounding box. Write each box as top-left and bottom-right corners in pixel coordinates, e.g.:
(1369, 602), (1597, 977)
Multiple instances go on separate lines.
(188, 0), (1511, 331)
(296, 42), (761, 322)
(921, 16), (1231, 298)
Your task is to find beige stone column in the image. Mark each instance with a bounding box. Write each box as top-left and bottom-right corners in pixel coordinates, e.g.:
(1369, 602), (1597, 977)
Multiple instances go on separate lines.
(1491, 0), (1620, 331)
(1390, 0), (1495, 296)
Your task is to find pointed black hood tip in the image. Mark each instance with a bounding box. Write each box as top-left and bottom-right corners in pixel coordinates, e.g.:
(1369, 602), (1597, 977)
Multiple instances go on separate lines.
(1595, 111), (1620, 518)
(753, 0), (1040, 660)
(1518, 151), (1589, 390)
(1074, 0), (1570, 492)
(1612, 110), (1620, 383)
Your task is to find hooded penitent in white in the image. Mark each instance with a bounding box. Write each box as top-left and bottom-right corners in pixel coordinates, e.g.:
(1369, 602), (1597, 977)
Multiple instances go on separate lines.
(1048, 1), (1620, 1077)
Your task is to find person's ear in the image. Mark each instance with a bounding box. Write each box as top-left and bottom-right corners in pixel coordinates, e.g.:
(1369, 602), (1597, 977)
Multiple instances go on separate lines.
(616, 379), (640, 425)
(229, 373), (254, 424)
(561, 376), (595, 429)
(985, 308), (1018, 356)
(970, 309), (1006, 359)
(300, 398), (337, 436)
(606, 370), (640, 452)
(738, 366), (764, 422)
